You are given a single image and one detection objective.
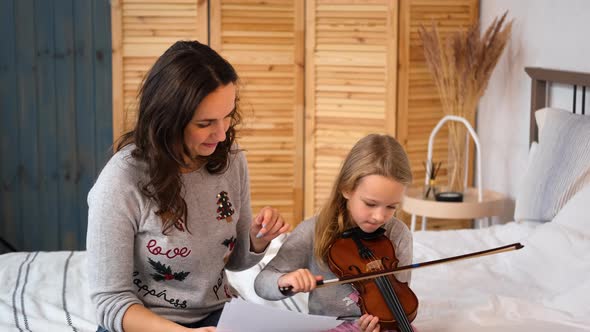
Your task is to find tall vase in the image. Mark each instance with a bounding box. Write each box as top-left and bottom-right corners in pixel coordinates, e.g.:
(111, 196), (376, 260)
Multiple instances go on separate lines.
(446, 121), (467, 193)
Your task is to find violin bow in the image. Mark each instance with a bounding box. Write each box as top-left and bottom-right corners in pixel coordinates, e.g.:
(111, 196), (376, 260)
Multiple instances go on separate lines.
(316, 242), (523, 288)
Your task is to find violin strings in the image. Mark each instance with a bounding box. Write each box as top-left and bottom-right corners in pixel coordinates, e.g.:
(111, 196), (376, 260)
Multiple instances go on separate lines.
(352, 233), (413, 332)
(364, 251), (413, 332)
(376, 278), (413, 332)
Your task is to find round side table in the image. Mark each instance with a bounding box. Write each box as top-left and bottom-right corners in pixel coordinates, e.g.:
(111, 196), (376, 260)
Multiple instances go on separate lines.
(402, 186), (511, 231)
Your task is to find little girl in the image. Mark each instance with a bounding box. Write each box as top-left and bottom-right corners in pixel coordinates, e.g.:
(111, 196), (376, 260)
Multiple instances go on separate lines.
(254, 134), (416, 332)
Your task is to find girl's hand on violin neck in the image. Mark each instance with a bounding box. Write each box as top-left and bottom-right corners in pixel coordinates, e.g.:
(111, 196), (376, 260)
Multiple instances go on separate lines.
(278, 269), (323, 294)
(250, 206), (291, 253)
(358, 314), (381, 332)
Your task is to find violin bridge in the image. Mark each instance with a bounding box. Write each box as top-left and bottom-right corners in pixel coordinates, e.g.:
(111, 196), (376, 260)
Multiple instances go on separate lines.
(365, 260), (384, 272)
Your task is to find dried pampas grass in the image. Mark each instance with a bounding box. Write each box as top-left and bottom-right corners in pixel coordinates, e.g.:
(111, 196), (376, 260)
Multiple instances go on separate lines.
(418, 12), (513, 192)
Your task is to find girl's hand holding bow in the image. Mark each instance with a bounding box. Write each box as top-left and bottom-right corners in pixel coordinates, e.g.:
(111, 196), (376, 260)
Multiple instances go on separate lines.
(277, 268), (324, 294)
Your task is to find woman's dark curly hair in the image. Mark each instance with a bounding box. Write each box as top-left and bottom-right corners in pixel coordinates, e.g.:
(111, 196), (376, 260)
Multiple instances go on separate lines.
(116, 40), (241, 234)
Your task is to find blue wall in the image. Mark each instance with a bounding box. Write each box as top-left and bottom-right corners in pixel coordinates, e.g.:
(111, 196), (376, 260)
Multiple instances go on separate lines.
(0, 0), (112, 251)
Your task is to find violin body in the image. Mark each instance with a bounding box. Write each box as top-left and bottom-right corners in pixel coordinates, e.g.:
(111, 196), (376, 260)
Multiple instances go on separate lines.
(327, 227), (418, 331)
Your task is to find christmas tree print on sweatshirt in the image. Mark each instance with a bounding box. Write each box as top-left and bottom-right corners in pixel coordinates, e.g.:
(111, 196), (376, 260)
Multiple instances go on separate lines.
(216, 191), (235, 222)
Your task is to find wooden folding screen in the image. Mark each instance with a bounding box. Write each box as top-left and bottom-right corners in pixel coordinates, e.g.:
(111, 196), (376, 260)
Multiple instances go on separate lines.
(304, 0), (399, 216)
(112, 0), (479, 229)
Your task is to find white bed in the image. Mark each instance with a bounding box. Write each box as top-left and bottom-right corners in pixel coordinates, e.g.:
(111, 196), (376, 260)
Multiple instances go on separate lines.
(2, 208), (589, 332)
(1, 67), (589, 331)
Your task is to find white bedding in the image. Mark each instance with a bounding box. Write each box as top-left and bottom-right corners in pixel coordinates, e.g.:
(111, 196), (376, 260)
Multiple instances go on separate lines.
(1, 204), (589, 331)
(412, 221), (590, 332)
(0, 251), (96, 332)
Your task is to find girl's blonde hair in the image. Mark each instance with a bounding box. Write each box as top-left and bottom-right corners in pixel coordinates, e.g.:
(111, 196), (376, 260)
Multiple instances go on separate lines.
(313, 134), (412, 266)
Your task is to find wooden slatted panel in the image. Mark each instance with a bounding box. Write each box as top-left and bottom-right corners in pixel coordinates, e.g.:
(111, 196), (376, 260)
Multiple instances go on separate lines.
(397, 0), (478, 230)
(210, 0), (304, 226)
(305, 0), (398, 217)
(111, 0), (207, 141)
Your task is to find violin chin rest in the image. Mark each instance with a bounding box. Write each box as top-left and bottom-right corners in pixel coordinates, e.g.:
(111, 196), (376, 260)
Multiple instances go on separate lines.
(342, 227), (386, 239)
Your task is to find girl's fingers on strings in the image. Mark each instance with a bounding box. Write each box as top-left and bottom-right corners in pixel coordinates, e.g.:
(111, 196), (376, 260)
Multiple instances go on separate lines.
(358, 314), (380, 332)
(368, 316), (380, 332)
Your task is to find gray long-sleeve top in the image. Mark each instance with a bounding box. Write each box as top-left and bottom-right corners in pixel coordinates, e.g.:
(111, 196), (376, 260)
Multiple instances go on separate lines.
(86, 146), (264, 332)
(254, 217), (412, 318)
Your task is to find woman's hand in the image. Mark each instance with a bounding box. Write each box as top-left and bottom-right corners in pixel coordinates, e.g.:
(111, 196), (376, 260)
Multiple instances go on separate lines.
(250, 206), (290, 253)
(277, 269), (323, 294)
(357, 314), (380, 332)
(190, 327), (215, 331)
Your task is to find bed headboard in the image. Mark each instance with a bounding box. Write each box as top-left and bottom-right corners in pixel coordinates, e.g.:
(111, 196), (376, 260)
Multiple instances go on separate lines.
(525, 67), (590, 144)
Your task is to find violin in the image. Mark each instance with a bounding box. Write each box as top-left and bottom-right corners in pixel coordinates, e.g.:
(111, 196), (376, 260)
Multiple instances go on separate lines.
(279, 227), (523, 330)
(327, 227), (417, 332)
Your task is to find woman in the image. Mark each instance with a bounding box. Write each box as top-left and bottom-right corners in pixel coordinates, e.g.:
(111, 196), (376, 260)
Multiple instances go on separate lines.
(87, 40), (290, 332)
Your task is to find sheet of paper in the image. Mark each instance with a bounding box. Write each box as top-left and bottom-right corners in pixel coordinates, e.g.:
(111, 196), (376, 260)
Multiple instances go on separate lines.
(216, 298), (345, 332)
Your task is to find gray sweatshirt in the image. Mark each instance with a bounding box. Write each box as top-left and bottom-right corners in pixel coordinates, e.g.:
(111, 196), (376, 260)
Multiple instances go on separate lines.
(254, 217), (412, 318)
(86, 146), (264, 332)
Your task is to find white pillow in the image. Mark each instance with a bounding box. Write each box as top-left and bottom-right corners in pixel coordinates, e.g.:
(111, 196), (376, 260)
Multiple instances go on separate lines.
(535, 107), (574, 140)
(551, 183), (590, 235)
(514, 110), (590, 222)
(525, 141), (538, 173)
